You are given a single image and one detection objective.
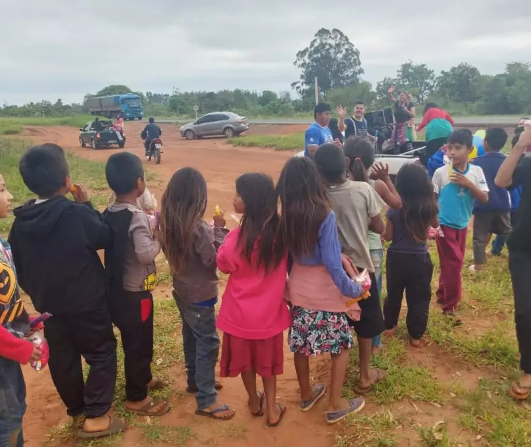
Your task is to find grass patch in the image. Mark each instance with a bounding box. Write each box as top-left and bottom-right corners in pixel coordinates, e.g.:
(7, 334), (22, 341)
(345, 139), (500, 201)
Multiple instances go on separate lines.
(0, 115), (104, 131)
(228, 132), (304, 151)
(417, 422), (458, 447)
(141, 421), (192, 445)
(334, 411), (400, 447)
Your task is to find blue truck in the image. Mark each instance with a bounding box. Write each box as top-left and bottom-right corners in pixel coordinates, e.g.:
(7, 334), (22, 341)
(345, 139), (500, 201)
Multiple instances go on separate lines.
(85, 94), (143, 120)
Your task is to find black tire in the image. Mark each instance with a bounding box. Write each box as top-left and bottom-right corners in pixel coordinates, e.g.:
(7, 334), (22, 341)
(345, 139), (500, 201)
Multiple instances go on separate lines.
(155, 148), (161, 164)
(184, 130), (195, 140)
(223, 127), (235, 138)
(79, 137), (85, 147)
(118, 142), (125, 148)
(91, 139), (97, 149)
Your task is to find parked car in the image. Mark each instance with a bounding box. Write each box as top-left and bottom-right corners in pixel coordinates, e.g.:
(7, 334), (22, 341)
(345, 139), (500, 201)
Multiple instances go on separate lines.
(79, 121), (126, 149)
(180, 112), (249, 140)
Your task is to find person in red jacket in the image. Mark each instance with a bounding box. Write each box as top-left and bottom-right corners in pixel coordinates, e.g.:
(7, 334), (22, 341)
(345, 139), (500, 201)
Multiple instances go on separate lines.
(0, 172), (42, 447)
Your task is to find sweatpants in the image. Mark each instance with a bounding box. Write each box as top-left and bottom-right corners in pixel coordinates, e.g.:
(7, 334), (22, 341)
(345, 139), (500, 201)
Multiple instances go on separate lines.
(384, 251), (433, 340)
(473, 212), (511, 264)
(111, 291), (154, 402)
(0, 357), (25, 447)
(509, 249), (531, 374)
(419, 137), (448, 167)
(436, 225), (468, 313)
(44, 307), (117, 418)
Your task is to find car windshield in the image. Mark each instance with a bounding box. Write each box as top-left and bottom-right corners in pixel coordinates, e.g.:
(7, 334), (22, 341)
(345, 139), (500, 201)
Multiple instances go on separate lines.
(121, 98), (141, 106)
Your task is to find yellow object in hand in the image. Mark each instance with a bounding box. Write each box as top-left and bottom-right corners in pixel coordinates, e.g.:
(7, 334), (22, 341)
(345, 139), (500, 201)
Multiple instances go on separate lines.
(70, 185), (78, 193)
(214, 205), (222, 217)
(448, 159), (453, 178)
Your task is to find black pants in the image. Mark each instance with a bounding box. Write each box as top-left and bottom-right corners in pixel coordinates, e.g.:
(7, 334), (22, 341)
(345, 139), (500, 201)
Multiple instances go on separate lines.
(111, 290), (154, 402)
(44, 307), (117, 418)
(347, 271), (385, 339)
(509, 249), (531, 374)
(419, 137), (448, 167)
(384, 251), (433, 340)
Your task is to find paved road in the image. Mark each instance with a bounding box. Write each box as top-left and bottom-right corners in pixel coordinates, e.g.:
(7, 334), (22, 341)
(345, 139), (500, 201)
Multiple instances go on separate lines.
(151, 116), (520, 127)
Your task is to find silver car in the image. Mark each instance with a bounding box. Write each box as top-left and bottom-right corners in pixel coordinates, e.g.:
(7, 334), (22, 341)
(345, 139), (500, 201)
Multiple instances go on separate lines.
(180, 112), (250, 140)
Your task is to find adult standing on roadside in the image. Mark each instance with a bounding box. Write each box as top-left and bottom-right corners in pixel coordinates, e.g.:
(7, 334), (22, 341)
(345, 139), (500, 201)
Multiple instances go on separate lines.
(304, 103), (335, 158)
(388, 87), (415, 153)
(495, 127), (531, 401)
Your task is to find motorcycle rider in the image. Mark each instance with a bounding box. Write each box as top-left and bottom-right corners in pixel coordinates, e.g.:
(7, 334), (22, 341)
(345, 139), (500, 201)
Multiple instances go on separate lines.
(140, 117), (162, 156)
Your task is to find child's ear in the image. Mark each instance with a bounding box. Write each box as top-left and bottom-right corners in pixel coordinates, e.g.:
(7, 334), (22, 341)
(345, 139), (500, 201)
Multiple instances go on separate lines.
(64, 176), (72, 190)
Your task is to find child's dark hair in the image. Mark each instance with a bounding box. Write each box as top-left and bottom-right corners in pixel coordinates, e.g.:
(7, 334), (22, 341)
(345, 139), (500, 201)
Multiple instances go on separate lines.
(277, 157), (329, 258)
(314, 143), (347, 183)
(484, 128), (508, 152)
(314, 102), (331, 119)
(236, 173), (284, 273)
(343, 136), (375, 182)
(160, 168), (207, 274)
(395, 164), (438, 243)
(19, 143), (69, 197)
(328, 118), (342, 141)
(448, 129), (473, 148)
(424, 102), (439, 113)
(105, 152), (144, 195)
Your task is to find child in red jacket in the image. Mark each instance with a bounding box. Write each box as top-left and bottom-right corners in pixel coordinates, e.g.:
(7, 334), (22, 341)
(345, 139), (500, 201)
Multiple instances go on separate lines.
(0, 172), (42, 447)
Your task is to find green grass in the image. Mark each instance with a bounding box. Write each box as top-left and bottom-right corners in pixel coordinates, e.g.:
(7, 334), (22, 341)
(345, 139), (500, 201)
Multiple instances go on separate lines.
(0, 116), (104, 135)
(228, 132), (304, 151)
(334, 411), (400, 447)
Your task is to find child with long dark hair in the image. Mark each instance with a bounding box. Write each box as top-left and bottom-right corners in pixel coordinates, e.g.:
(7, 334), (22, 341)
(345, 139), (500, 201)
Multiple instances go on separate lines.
(382, 164), (439, 346)
(216, 173), (291, 427)
(343, 136), (401, 354)
(278, 157), (365, 425)
(313, 143), (387, 396)
(159, 168), (234, 421)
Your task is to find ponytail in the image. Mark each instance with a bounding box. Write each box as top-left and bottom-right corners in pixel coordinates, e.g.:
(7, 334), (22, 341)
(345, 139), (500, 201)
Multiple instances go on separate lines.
(350, 158), (369, 183)
(344, 136), (375, 184)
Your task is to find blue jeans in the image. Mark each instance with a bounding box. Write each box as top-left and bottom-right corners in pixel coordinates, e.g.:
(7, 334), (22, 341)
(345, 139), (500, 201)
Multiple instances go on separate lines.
(173, 293), (219, 411)
(370, 249), (384, 348)
(0, 357), (25, 447)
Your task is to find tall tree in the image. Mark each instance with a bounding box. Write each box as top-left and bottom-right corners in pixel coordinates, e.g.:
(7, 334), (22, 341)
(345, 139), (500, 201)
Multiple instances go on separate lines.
(396, 61), (436, 103)
(436, 63), (481, 103)
(292, 28), (363, 96)
(95, 85), (133, 97)
(375, 77), (397, 103)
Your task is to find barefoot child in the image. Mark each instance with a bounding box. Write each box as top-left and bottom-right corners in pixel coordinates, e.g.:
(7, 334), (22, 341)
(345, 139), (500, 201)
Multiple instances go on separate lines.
(9, 144), (125, 438)
(104, 152), (170, 417)
(159, 168), (234, 420)
(432, 130), (489, 324)
(0, 172), (42, 446)
(382, 164), (439, 346)
(277, 157), (365, 425)
(344, 136), (402, 353)
(216, 173), (291, 427)
(313, 143), (387, 396)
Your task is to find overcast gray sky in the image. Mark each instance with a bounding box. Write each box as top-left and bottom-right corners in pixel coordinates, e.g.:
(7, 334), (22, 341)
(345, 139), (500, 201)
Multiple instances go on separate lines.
(1, 0), (529, 105)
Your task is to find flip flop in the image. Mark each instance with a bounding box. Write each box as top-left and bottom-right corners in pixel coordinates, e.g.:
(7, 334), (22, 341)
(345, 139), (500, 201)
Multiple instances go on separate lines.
(300, 383), (326, 412)
(125, 398), (171, 417)
(325, 398), (365, 425)
(267, 403), (286, 427)
(353, 369), (387, 395)
(187, 381), (223, 393)
(76, 416), (127, 439)
(148, 378), (169, 391)
(509, 381), (531, 400)
(196, 404), (235, 420)
(249, 391), (265, 417)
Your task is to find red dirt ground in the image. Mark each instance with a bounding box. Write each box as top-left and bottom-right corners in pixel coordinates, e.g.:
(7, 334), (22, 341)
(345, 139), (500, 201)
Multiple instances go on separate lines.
(17, 123), (490, 447)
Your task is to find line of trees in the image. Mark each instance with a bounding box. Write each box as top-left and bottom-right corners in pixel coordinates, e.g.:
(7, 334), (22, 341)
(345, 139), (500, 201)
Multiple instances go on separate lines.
(2, 28), (531, 119)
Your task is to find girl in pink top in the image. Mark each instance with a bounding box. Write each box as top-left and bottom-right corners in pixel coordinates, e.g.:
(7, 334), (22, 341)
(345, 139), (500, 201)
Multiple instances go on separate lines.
(217, 173), (290, 428)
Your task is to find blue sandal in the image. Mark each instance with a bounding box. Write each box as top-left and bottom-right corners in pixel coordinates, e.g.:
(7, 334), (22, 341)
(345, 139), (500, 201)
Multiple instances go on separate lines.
(325, 398), (365, 425)
(196, 404), (235, 420)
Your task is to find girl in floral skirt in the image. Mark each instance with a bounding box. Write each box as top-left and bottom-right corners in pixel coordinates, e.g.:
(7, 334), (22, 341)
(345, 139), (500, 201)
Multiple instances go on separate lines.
(277, 157), (366, 425)
(217, 173), (291, 427)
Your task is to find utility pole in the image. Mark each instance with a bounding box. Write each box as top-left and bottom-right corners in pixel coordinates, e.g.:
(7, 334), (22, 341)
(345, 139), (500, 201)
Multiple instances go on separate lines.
(314, 77), (319, 105)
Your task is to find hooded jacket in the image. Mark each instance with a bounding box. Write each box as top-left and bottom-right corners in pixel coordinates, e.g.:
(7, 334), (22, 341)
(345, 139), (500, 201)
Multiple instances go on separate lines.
(8, 196), (111, 315)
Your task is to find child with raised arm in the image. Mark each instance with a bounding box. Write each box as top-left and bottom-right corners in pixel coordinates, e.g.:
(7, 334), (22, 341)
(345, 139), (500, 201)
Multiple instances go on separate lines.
(432, 130), (489, 325)
(278, 157), (365, 425)
(217, 173), (291, 427)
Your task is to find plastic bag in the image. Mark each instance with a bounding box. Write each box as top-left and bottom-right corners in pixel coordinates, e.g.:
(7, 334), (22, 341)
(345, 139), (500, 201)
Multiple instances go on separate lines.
(428, 226), (444, 240)
(28, 332), (50, 371)
(345, 269), (372, 305)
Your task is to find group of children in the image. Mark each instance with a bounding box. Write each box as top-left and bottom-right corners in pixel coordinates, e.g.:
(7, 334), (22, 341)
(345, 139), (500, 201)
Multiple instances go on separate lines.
(2, 117), (531, 444)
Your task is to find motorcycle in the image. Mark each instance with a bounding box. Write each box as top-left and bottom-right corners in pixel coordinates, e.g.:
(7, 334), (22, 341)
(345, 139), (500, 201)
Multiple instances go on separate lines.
(144, 138), (162, 164)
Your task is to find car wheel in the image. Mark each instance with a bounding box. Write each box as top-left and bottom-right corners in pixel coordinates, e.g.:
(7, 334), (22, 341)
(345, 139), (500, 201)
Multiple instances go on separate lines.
(79, 137), (85, 147)
(118, 142), (125, 148)
(224, 127), (235, 138)
(91, 139), (97, 149)
(184, 130), (195, 140)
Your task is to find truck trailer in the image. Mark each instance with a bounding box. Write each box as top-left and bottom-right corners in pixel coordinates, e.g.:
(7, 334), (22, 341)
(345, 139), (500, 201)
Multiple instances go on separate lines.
(85, 94), (143, 120)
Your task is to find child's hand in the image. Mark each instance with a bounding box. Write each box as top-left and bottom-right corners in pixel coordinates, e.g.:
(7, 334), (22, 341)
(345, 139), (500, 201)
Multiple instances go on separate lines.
(371, 163), (390, 182)
(71, 184), (89, 203)
(213, 211), (226, 228)
(341, 253), (359, 278)
(30, 345), (42, 363)
(449, 173), (473, 189)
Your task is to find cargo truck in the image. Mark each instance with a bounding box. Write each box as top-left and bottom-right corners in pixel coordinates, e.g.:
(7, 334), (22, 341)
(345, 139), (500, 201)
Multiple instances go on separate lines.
(85, 94), (143, 120)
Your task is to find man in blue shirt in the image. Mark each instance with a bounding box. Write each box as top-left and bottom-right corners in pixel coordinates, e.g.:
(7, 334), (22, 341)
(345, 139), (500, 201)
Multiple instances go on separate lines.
(304, 103), (334, 157)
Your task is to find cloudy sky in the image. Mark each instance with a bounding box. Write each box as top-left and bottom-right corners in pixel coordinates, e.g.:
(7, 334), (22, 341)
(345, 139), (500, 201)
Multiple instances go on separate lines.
(1, 0), (529, 105)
